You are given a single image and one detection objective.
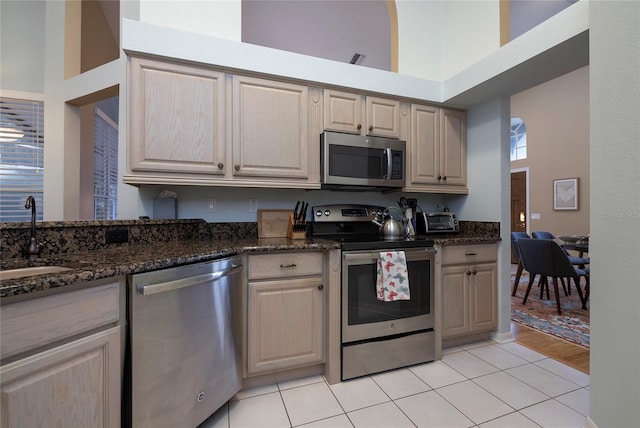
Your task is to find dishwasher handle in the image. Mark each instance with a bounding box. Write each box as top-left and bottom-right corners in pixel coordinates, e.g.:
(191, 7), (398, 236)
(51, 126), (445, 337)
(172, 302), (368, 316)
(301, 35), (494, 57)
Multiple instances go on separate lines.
(140, 264), (243, 296)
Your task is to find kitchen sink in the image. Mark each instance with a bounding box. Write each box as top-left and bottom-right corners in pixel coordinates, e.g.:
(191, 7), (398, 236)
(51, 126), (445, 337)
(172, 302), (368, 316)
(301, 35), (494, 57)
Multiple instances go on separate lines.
(0, 266), (72, 281)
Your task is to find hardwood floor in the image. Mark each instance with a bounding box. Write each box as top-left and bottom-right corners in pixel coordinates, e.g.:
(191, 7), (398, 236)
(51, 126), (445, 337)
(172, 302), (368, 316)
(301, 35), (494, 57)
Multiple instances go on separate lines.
(511, 322), (590, 374)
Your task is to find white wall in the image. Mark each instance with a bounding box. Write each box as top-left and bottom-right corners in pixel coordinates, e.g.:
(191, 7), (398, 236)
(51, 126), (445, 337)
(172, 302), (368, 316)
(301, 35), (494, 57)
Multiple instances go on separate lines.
(589, 1), (640, 426)
(138, 0), (241, 41)
(396, 1), (443, 81)
(0, 1), (45, 93)
(441, 1), (500, 81)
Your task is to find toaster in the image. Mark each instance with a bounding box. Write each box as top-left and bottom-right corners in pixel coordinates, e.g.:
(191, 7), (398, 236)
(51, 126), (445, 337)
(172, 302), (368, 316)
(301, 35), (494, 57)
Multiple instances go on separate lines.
(415, 211), (459, 234)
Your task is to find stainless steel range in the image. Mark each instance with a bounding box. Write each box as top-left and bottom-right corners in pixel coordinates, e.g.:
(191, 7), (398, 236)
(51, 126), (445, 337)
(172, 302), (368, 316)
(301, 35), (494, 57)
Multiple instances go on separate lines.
(309, 204), (436, 380)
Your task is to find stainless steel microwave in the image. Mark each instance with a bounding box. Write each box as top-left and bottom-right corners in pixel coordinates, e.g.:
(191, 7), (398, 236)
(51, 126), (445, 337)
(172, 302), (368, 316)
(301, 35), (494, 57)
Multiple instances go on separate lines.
(320, 131), (406, 191)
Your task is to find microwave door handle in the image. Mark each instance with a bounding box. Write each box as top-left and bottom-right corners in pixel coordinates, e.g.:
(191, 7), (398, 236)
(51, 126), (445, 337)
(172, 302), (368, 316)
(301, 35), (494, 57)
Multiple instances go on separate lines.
(385, 148), (392, 180)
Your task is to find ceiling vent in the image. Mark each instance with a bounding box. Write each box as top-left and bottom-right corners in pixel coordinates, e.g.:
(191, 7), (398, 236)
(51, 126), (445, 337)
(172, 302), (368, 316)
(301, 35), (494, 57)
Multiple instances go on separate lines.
(349, 53), (365, 65)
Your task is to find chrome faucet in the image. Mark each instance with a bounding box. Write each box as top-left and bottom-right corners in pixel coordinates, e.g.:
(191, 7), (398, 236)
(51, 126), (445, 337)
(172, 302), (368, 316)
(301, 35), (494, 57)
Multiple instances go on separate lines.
(24, 195), (40, 258)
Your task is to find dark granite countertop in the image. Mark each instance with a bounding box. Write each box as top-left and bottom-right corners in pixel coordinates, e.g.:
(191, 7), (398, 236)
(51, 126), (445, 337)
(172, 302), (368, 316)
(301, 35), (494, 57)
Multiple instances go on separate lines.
(0, 223), (500, 300)
(0, 237), (340, 299)
(431, 234), (502, 246)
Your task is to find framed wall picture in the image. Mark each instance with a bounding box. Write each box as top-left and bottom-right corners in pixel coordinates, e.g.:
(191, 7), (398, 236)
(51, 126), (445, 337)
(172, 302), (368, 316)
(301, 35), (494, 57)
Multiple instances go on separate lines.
(553, 178), (579, 210)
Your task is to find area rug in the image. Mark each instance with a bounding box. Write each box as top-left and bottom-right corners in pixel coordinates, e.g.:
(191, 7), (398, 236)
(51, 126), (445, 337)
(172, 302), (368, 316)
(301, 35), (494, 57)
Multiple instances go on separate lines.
(511, 271), (590, 348)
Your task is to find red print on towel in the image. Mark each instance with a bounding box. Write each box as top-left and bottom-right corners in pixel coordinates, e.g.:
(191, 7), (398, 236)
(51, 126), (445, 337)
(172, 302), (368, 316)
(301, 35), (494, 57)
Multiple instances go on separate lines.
(388, 290), (398, 301)
(384, 261), (395, 272)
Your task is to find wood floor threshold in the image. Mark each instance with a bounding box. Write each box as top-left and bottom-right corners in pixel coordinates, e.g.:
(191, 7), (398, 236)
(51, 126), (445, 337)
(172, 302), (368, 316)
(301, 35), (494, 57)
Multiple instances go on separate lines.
(511, 322), (590, 374)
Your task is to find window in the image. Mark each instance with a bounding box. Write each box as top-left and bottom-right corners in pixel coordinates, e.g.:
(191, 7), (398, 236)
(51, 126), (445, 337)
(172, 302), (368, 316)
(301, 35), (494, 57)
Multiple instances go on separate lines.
(93, 107), (118, 220)
(510, 117), (527, 161)
(0, 98), (44, 222)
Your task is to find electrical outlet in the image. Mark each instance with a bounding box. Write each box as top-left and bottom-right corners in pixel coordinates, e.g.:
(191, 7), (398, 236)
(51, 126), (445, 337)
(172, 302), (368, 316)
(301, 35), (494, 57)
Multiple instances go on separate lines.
(105, 228), (128, 244)
(249, 199), (258, 213)
(206, 198), (216, 213)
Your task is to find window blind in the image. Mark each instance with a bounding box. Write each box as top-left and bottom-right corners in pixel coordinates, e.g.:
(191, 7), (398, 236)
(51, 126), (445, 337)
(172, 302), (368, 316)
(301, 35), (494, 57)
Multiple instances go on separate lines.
(0, 98), (44, 222)
(94, 107), (118, 220)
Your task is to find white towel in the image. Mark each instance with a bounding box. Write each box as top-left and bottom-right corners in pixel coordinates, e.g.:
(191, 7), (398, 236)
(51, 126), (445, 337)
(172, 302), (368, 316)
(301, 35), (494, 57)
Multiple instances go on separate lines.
(376, 251), (411, 302)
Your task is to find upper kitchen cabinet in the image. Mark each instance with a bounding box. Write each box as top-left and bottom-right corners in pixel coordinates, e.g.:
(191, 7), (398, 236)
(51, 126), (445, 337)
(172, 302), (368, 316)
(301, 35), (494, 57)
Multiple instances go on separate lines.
(128, 56), (226, 176)
(125, 55), (321, 189)
(232, 76), (313, 181)
(404, 105), (468, 194)
(323, 89), (401, 138)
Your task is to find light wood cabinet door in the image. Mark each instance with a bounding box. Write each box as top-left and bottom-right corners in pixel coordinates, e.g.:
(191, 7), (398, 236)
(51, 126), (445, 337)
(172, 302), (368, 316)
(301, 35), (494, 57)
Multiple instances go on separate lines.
(247, 276), (325, 375)
(404, 105), (467, 193)
(440, 108), (467, 186)
(469, 263), (498, 332)
(0, 327), (121, 428)
(323, 90), (364, 134)
(441, 265), (470, 338)
(129, 56), (226, 175)
(232, 75), (309, 179)
(365, 96), (400, 138)
(408, 104), (440, 185)
(323, 90), (400, 138)
(441, 245), (497, 339)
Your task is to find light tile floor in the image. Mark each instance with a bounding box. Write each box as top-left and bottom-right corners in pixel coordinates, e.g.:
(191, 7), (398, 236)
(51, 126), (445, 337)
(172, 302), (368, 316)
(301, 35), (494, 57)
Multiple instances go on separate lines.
(200, 339), (589, 428)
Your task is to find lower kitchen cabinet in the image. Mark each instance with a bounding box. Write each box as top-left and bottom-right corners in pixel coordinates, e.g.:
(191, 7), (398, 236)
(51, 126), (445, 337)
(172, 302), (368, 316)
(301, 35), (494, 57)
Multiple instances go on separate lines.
(0, 327), (121, 428)
(440, 244), (497, 339)
(246, 252), (325, 376)
(0, 279), (123, 428)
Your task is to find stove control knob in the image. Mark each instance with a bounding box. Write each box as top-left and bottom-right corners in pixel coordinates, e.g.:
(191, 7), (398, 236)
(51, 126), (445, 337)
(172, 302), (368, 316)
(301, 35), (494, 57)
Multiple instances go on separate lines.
(389, 322), (395, 329)
(324, 209), (331, 217)
(315, 210), (323, 217)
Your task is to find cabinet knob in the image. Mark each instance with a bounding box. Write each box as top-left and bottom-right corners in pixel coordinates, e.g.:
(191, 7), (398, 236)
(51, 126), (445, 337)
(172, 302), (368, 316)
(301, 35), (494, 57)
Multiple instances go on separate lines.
(234, 164), (240, 171)
(357, 124), (362, 130)
(317, 284), (324, 290)
(472, 270), (477, 275)
(368, 125), (373, 131)
(442, 176), (447, 181)
(466, 270), (472, 276)
(217, 162), (224, 170)
(437, 175), (442, 180)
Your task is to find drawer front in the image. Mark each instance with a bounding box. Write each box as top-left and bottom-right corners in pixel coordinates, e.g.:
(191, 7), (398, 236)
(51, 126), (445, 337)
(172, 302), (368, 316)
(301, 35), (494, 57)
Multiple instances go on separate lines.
(1, 280), (121, 360)
(248, 252), (323, 280)
(441, 243), (497, 265)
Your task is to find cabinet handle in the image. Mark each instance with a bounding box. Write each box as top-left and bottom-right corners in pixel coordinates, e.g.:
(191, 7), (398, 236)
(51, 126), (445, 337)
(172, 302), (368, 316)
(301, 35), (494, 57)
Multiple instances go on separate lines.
(280, 263), (297, 268)
(234, 164), (240, 171)
(466, 270), (472, 276)
(317, 284), (324, 290)
(465, 253), (478, 256)
(217, 162), (224, 170)
(357, 124), (362, 130)
(368, 125), (373, 131)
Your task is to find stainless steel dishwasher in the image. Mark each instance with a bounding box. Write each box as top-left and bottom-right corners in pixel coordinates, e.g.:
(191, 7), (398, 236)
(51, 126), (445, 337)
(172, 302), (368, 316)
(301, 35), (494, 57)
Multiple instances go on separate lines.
(126, 255), (243, 428)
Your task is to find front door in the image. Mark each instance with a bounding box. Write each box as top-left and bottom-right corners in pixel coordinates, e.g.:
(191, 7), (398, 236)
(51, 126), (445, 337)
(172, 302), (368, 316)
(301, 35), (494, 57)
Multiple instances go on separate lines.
(511, 171), (527, 263)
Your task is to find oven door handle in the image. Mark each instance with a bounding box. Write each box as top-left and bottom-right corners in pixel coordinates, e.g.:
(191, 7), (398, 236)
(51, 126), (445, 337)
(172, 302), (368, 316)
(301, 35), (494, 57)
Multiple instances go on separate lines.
(342, 248), (437, 264)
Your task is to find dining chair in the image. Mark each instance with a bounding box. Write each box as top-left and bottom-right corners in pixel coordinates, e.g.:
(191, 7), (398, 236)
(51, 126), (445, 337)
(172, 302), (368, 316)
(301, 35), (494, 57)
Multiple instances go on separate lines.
(516, 238), (588, 314)
(511, 232), (531, 296)
(532, 231), (590, 267)
(532, 231), (590, 295)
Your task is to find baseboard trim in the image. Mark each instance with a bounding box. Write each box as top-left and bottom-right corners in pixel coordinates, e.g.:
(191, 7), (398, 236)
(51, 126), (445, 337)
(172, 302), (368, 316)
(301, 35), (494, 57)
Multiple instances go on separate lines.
(491, 330), (515, 344)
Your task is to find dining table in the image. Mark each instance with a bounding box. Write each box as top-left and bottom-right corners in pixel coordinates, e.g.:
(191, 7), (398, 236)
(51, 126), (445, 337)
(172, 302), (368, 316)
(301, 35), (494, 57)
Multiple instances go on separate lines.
(559, 236), (589, 257)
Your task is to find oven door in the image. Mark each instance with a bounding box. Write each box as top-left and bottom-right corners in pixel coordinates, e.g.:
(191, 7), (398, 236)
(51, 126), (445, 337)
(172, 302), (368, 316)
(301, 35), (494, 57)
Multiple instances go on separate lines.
(341, 247), (435, 343)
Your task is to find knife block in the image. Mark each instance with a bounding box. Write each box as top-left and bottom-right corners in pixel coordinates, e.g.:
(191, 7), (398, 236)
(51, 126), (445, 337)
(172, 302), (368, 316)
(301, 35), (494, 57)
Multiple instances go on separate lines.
(286, 213), (307, 240)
